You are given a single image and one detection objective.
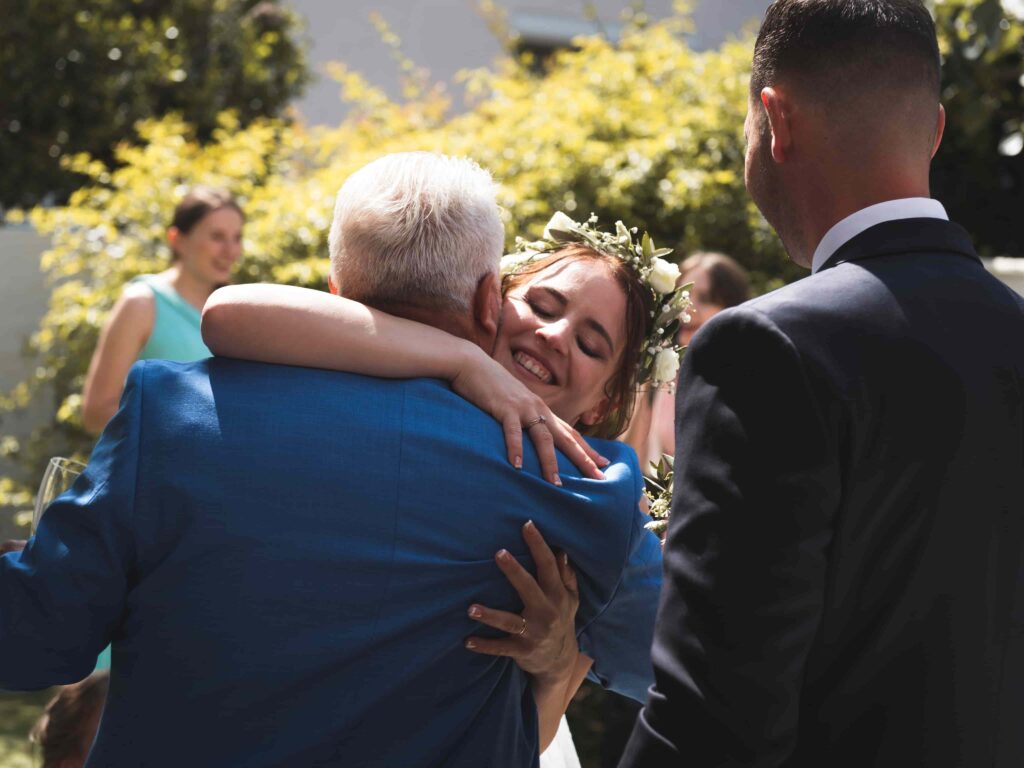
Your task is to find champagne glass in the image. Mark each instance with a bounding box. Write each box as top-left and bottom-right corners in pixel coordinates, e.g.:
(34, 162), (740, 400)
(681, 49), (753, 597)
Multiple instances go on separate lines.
(33, 457), (86, 532)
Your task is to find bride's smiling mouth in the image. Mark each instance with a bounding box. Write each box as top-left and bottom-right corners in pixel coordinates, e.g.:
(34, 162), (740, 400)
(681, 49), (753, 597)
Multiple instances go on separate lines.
(513, 350), (556, 385)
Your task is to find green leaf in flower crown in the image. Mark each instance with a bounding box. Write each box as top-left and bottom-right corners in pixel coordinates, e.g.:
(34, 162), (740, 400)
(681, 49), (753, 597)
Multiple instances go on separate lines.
(642, 232), (653, 260)
(652, 248), (674, 259)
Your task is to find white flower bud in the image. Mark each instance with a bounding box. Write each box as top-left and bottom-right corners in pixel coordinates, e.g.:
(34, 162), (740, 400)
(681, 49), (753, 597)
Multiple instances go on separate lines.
(653, 348), (681, 384)
(648, 258), (681, 294)
(544, 211), (578, 239)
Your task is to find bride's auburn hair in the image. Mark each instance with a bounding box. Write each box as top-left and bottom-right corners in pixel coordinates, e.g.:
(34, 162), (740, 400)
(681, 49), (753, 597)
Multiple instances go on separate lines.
(501, 243), (655, 440)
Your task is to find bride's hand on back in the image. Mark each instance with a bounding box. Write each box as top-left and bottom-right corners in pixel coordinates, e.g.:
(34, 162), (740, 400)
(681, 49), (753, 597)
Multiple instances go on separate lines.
(463, 520), (581, 684)
(450, 349), (608, 484)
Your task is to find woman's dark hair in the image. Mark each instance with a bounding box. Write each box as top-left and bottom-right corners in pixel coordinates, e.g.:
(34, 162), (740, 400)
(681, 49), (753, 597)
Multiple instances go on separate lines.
(680, 251), (751, 309)
(751, 0), (940, 101)
(30, 670), (110, 768)
(502, 244), (654, 439)
(169, 186), (244, 261)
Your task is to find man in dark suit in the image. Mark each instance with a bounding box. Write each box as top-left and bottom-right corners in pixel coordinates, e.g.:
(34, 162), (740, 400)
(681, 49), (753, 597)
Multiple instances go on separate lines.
(621, 1), (1024, 766)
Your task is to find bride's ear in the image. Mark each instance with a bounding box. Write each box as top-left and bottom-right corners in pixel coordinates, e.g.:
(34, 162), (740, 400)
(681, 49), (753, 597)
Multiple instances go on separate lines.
(473, 270), (501, 341)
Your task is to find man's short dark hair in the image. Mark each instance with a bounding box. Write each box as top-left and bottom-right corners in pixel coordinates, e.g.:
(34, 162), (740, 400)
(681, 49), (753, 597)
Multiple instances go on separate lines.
(751, 0), (940, 101)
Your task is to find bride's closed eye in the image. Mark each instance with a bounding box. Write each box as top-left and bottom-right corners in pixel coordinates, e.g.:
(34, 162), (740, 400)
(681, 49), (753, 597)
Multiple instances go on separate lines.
(522, 292), (606, 360)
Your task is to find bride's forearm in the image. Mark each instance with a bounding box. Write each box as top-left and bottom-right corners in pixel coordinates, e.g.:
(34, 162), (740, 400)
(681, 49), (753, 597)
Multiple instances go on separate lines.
(202, 284), (482, 381)
(534, 652), (593, 752)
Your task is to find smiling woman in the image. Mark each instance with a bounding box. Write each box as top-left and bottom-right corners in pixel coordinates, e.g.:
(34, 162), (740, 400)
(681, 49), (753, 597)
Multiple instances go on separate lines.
(81, 187), (244, 434)
(496, 244), (654, 439)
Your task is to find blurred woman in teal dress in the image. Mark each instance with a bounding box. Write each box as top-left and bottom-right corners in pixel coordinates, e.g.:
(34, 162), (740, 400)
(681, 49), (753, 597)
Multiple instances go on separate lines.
(82, 186), (243, 434)
(80, 186), (243, 670)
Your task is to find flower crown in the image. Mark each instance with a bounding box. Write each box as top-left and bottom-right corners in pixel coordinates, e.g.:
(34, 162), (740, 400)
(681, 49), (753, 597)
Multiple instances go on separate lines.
(501, 211), (692, 388)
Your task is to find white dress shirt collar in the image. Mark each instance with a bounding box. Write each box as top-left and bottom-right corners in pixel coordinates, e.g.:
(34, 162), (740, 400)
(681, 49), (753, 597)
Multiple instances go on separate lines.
(811, 198), (948, 273)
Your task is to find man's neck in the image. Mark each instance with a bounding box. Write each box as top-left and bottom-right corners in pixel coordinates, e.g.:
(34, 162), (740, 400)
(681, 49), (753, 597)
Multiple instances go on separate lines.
(370, 300), (486, 351)
(792, 171), (932, 267)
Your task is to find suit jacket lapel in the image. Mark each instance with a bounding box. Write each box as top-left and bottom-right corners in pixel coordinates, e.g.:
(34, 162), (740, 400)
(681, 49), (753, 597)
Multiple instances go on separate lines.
(818, 218), (980, 273)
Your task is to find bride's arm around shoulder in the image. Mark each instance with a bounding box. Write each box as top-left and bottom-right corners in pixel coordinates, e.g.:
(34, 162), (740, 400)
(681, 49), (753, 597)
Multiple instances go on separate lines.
(202, 283), (473, 380)
(201, 283), (607, 481)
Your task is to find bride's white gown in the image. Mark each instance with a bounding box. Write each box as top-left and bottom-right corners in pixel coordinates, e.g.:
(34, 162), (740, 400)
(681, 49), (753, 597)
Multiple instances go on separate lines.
(539, 716), (581, 768)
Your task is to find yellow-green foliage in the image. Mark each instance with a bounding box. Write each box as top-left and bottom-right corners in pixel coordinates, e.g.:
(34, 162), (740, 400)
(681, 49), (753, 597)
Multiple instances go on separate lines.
(3, 10), (785, 523)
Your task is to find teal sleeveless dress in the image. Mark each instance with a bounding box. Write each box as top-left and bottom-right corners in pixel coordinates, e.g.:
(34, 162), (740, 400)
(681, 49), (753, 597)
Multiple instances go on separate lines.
(92, 275), (211, 672)
(133, 274), (212, 362)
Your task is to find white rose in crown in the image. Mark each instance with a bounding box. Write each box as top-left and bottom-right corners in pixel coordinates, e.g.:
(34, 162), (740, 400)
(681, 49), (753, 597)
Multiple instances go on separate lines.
(543, 211), (579, 240)
(653, 347), (681, 384)
(649, 258), (681, 294)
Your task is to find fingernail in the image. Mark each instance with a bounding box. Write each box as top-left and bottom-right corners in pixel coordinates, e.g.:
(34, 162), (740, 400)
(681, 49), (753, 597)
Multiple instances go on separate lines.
(561, 553), (569, 567)
(514, 455), (522, 469)
(465, 639), (477, 649)
(596, 469), (606, 480)
(551, 474), (562, 486)
(497, 549), (511, 562)
(468, 605), (482, 618)
(523, 520), (535, 533)
(598, 455), (610, 467)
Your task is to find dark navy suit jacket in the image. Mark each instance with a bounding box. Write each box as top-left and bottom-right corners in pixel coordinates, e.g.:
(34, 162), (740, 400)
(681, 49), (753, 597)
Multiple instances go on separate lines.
(0, 360), (662, 767)
(622, 219), (1024, 766)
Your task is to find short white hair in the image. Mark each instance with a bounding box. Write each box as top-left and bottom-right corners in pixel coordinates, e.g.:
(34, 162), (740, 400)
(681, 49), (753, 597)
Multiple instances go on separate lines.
(328, 152), (504, 312)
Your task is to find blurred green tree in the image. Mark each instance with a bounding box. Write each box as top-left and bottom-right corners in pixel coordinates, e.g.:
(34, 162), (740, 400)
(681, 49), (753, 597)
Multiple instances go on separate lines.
(0, 0), (309, 210)
(931, 0), (1024, 257)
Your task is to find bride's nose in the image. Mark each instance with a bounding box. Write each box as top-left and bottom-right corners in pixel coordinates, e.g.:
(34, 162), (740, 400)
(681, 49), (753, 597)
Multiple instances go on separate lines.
(536, 319), (570, 356)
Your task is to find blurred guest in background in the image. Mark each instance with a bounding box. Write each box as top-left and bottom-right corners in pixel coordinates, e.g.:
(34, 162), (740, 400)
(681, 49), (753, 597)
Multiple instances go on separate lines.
(624, 252), (750, 467)
(29, 670), (109, 768)
(81, 186), (243, 434)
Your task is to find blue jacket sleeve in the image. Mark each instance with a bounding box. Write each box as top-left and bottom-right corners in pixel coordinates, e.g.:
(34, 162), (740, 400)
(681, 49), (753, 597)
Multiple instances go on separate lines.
(0, 365), (143, 689)
(578, 506), (663, 703)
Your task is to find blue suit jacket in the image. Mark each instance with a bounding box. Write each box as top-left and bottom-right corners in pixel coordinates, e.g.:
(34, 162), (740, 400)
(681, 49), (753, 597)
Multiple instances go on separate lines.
(1, 358), (661, 767)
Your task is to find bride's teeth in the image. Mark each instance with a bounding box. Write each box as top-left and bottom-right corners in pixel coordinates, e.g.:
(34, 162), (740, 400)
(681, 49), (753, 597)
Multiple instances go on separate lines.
(514, 352), (552, 384)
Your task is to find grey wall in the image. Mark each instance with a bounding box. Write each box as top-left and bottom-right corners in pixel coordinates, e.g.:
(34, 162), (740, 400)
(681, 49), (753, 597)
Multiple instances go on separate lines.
(0, 227), (48, 394)
(286, 0), (772, 128)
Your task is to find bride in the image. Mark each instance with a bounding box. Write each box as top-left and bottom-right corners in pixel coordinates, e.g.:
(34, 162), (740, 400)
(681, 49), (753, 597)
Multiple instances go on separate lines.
(202, 212), (688, 766)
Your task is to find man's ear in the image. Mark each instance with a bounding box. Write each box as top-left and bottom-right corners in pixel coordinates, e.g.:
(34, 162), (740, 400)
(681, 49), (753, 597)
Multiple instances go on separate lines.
(761, 87), (792, 164)
(472, 270), (501, 347)
(931, 103), (946, 159)
(327, 275), (339, 296)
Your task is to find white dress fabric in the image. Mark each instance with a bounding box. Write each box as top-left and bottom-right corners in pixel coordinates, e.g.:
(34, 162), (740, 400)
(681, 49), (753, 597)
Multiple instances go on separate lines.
(539, 716), (582, 768)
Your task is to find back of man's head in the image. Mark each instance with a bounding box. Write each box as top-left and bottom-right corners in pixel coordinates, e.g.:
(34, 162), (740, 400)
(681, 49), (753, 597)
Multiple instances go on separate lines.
(328, 152), (504, 313)
(752, 0), (940, 155)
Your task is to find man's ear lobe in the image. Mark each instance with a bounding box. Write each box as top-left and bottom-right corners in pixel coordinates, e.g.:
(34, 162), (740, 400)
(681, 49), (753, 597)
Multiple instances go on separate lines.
(327, 275), (339, 296)
(931, 103), (946, 159)
(761, 87), (792, 163)
(473, 270), (501, 340)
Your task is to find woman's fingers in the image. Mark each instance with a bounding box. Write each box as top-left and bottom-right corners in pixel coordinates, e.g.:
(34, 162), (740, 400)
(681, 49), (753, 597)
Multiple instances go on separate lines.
(464, 634), (520, 657)
(522, 520), (562, 596)
(467, 603), (527, 636)
(502, 414), (525, 470)
(548, 418), (608, 480)
(494, 548), (547, 608)
(556, 551), (579, 599)
(525, 417), (562, 486)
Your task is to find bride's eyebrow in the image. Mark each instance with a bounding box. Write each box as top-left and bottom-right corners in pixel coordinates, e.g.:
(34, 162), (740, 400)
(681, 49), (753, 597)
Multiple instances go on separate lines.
(537, 286), (615, 354)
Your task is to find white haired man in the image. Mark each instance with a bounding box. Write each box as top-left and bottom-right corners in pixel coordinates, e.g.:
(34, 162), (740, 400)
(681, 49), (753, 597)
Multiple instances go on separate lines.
(1, 153), (662, 767)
